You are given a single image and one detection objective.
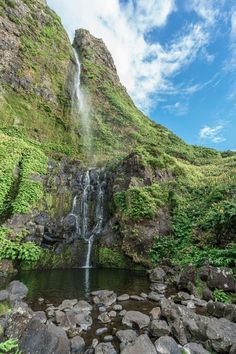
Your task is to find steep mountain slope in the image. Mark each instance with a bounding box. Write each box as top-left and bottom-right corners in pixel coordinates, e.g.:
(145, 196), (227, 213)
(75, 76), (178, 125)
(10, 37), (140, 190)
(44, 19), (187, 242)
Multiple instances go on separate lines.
(0, 0), (235, 272)
(0, 0), (79, 156)
(73, 29), (236, 268)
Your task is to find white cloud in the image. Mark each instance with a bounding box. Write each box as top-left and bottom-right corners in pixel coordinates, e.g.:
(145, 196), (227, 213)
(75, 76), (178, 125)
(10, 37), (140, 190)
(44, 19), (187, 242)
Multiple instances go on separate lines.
(199, 124), (226, 143)
(47, 0), (217, 112)
(164, 101), (188, 116)
(190, 0), (218, 25)
(231, 9), (236, 38)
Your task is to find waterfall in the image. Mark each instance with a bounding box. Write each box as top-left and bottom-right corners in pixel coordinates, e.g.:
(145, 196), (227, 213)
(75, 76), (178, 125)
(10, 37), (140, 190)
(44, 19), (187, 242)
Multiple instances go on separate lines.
(69, 169), (107, 268)
(72, 48), (92, 158)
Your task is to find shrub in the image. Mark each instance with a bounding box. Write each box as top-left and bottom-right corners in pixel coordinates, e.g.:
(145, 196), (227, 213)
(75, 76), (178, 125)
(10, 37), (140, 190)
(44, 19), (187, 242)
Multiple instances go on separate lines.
(213, 289), (231, 304)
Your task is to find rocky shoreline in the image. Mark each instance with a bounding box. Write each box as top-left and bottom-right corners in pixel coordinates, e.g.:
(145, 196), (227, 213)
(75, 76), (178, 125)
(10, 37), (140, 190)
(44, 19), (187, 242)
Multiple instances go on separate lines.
(0, 265), (235, 354)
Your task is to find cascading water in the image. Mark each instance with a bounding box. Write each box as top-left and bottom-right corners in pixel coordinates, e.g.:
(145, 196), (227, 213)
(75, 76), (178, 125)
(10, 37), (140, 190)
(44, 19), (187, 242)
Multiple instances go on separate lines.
(69, 169), (107, 268)
(72, 48), (92, 157)
(70, 48), (107, 268)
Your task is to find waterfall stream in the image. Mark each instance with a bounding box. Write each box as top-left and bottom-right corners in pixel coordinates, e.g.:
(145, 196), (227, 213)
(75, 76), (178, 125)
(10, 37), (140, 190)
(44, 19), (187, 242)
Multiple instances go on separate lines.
(72, 48), (92, 157)
(70, 169), (107, 268)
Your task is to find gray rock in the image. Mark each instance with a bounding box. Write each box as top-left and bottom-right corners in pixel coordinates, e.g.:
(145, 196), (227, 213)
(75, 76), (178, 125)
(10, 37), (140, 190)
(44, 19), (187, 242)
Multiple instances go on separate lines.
(113, 304), (122, 311)
(155, 335), (182, 354)
(202, 288), (213, 301)
(108, 310), (116, 317)
(92, 290), (117, 307)
(148, 292), (164, 302)
(96, 327), (108, 335)
(130, 295), (144, 301)
(150, 307), (161, 320)
(150, 283), (167, 294)
(207, 301), (236, 322)
(104, 335), (113, 342)
(98, 312), (111, 324)
(33, 311), (47, 324)
(92, 339), (99, 348)
(74, 300), (92, 312)
(149, 320), (170, 337)
(71, 336), (86, 354)
(207, 266), (235, 292)
(0, 290), (9, 302)
(58, 299), (78, 310)
(121, 334), (157, 354)
(118, 294), (130, 301)
(177, 266), (196, 291)
(116, 329), (138, 345)
(75, 311), (93, 330)
(149, 268), (166, 283)
(184, 342), (210, 354)
(19, 318), (70, 354)
(7, 281), (28, 303)
(122, 311), (150, 329)
(120, 310), (127, 317)
(99, 306), (107, 312)
(95, 342), (117, 354)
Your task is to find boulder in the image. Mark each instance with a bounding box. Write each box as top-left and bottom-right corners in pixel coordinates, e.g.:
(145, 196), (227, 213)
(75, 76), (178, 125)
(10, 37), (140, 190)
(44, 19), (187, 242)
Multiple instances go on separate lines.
(19, 318), (70, 354)
(122, 311), (150, 329)
(148, 292), (164, 302)
(207, 267), (235, 292)
(7, 281), (28, 304)
(0, 290), (9, 302)
(71, 336), (86, 354)
(95, 342), (117, 354)
(155, 335), (182, 354)
(74, 300), (92, 312)
(121, 334), (157, 354)
(58, 299), (78, 310)
(177, 265), (196, 291)
(149, 268), (166, 283)
(116, 329), (138, 345)
(92, 290), (117, 307)
(149, 320), (170, 337)
(184, 342), (211, 354)
(202, 288), (213, 301)
(5, 302), (33, 338)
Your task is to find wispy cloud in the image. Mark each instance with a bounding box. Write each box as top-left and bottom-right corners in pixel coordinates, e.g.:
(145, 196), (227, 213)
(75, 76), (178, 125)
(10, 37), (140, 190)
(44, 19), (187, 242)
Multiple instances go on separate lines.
(164, 101), (188, 116)
(47, 0), (220, 112)
(199, 124), (226, 143)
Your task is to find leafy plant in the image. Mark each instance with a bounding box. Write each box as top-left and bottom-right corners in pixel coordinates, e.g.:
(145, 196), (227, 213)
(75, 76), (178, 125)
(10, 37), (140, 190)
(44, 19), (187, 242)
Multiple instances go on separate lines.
(0, 227), (42, 264)
(0, 338), (21, 354)
(213, 289), (231, 304)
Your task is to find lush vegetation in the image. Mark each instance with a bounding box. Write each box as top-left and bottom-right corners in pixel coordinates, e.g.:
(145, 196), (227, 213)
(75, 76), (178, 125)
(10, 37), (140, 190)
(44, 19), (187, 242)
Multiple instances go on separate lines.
(97, 247), (128, 268)
(0, 227), (42, 265)
(213, 289), (232, 304)
(0, 0), (80, 158)
(0, 132), (47, 219)
(115, 184), (167, 221)
(0, 339), (21, 354)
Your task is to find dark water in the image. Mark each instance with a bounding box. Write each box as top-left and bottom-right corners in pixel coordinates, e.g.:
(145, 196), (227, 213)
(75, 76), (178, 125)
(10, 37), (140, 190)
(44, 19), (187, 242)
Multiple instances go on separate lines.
(14, 268), (149, 309)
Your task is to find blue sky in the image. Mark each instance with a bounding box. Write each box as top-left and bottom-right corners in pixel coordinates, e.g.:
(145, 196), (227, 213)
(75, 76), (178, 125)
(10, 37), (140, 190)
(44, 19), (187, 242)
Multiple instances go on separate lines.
(47, 0), (236, 151)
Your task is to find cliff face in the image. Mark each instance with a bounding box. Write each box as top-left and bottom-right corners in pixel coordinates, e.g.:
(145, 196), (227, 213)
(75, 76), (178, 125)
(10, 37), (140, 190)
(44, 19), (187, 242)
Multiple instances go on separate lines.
(0, 0), (79, 155)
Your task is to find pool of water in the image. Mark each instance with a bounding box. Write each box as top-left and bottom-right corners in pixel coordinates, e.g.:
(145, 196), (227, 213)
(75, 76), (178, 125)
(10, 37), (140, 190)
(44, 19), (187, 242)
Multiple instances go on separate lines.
(14, 268), (149, 309)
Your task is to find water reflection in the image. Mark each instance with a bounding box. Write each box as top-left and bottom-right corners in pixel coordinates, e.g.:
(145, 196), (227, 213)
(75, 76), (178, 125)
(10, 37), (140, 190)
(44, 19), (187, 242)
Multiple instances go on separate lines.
(15, 268), (148, 308)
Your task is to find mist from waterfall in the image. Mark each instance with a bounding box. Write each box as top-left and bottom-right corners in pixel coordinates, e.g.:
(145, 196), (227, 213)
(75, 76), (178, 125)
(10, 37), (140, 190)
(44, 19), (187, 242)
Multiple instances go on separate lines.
(72, 48), (92, 159)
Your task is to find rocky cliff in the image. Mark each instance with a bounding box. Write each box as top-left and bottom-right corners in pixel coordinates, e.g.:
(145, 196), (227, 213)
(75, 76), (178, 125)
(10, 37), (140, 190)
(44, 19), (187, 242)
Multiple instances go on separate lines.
(0, 0), (235, 273)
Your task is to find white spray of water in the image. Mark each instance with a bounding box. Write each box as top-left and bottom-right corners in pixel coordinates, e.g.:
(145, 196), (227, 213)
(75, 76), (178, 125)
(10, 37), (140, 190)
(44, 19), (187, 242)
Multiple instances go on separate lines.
(72, 48), (92, 158)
